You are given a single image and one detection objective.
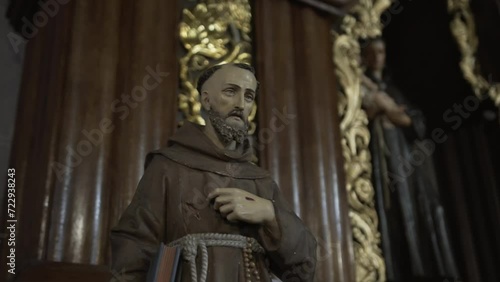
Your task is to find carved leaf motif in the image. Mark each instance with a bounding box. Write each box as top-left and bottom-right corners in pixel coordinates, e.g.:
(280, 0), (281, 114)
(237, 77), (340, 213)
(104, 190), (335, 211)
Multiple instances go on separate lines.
(447, 0), (500, 105)
(334, 0), (391, 281)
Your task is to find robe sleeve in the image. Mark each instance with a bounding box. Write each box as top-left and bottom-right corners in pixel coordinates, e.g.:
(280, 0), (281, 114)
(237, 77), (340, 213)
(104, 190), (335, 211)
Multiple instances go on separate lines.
(257, 181), (318, 282)
(387, 83), (427, 141)
(403, 106), (426, 141)
(109, 156), (168, 282)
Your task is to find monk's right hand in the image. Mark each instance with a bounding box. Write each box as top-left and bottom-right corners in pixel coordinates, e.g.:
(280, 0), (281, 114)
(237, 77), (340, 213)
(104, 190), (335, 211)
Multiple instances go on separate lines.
(207, 188), (276, 225)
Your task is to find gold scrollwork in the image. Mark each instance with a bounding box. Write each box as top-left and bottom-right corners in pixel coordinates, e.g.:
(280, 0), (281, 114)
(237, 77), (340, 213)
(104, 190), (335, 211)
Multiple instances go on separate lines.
(178, 0), (257, 134)
(447, 0), (500, 107)
(333, 0), (391, 281)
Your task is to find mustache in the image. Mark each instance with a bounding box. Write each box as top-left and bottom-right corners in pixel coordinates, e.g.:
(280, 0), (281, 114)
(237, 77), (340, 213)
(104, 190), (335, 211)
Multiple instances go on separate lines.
(227, 110), (244, 119)
(207, 109), (248, 127)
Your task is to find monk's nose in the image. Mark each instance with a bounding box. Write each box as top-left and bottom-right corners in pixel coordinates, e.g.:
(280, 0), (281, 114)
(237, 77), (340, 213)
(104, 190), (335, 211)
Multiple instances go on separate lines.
(234, 92), (245, 109)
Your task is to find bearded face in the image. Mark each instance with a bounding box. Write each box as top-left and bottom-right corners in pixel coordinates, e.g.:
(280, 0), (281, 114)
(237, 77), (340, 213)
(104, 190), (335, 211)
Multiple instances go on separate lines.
(200, 65), (257, 146)
(207, 109), (249, 145)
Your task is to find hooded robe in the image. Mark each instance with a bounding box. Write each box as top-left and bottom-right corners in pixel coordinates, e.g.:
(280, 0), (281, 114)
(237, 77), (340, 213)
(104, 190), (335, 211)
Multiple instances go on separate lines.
(110, 122), (317, 282)
(366, 73), (459, 281)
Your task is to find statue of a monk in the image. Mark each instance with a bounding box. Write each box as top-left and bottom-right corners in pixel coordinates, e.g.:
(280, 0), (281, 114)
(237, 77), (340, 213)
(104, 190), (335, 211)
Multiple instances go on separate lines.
(361, 38), (459, 281)
(109, 63), (317, 282)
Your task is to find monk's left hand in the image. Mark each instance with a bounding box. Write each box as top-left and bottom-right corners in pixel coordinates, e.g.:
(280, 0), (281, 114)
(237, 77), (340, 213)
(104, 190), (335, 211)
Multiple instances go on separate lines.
(207, 188), (275, 225)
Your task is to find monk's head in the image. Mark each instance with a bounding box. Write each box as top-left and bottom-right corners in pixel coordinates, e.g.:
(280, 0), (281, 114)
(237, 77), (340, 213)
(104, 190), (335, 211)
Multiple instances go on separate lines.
(197, 63), (258, 144)
(362, 37), (386, 73)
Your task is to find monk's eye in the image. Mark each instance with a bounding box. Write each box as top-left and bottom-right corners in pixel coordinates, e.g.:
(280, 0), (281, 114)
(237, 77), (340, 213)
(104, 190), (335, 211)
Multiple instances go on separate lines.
(245, 93), (255, 102)
(223, 88), (236, 95)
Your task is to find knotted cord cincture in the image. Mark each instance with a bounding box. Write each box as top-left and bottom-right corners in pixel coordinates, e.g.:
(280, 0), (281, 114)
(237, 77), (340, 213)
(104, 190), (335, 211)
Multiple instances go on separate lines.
(167, 233), (265, 282)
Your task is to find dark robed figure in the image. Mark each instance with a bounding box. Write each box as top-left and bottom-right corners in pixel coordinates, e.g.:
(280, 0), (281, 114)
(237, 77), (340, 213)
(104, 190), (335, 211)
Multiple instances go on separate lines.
(109, 64), (317, 282)
(361, 38), (459, 281)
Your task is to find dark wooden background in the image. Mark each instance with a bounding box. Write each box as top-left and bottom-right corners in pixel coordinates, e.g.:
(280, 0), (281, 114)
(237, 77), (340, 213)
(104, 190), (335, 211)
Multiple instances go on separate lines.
(1, 0), (499, 281)
(1, 0), (357, 281)
(383, 0), (500, 281)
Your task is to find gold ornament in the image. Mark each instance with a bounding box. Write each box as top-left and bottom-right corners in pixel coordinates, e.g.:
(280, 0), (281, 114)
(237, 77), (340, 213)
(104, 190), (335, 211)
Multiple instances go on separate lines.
(333, 0), (391, 280)
(178, 0), (257, 133)
(447, 0), (500, 107)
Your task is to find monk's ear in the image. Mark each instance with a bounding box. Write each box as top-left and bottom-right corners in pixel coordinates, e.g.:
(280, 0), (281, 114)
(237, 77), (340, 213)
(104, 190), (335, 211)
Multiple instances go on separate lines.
(201, 91), (211, 111)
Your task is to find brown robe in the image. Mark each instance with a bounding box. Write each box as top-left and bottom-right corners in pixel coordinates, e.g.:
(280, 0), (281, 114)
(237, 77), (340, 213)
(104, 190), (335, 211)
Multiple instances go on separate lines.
(109, 122), (317, 282)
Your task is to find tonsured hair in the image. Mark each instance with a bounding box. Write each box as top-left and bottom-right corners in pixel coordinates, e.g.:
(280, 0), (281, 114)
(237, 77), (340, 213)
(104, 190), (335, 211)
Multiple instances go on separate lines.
(196, 63), (256, 95)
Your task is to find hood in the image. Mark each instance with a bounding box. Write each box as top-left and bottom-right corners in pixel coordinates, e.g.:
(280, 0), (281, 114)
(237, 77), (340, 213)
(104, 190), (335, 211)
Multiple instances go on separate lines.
(168, 121), (256, 162)
(145, 122), (269, 179)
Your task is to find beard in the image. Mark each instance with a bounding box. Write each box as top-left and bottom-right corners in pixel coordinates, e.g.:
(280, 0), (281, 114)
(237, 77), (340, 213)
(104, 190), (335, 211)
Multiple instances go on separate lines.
(207, 109), (249, 145)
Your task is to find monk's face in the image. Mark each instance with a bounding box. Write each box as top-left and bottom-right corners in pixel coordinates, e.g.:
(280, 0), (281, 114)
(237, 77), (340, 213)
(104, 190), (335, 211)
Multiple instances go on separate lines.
(201, 65), (257, 131)
(365, 40), (386, 72)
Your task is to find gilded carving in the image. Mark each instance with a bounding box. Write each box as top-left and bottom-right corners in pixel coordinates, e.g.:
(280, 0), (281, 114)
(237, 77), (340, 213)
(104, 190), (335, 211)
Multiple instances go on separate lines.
(447, 0), (500, 107)
(178, 0), (257, 133)
(333, 0), (391, 281)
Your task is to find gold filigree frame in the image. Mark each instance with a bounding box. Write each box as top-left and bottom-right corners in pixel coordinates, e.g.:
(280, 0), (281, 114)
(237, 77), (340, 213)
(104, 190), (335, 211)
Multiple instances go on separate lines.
(333, 0), (391, 281)
(178, 0), (257, 133)
(447, 0), (500, 107)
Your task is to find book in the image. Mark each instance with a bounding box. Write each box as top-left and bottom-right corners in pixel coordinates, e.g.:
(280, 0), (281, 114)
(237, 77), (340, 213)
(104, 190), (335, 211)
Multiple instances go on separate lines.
(146, 243), (182, 282)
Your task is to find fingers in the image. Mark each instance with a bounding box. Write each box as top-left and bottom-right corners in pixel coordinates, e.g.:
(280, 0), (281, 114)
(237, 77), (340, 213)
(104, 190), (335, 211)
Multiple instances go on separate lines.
(217, 203), (238, 222)
(207, 188), (237, 200)
(213, 195), (232, 210)
(218, 203), (235, 216)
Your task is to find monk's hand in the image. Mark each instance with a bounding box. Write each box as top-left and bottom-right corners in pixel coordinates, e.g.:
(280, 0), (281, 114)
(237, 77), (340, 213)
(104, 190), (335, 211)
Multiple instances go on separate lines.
(386, 105), (412, 127)
(207, 188), (275, 225)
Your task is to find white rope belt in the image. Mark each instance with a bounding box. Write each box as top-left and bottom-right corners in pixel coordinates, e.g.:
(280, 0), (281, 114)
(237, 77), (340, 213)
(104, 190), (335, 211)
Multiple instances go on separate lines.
(166, 233), (265, 282)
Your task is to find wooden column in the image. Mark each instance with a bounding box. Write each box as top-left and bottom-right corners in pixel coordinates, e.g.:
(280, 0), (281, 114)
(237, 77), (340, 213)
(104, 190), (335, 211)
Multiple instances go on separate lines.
(254, 0), (355, 281)
(1, 0), (179, 280)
